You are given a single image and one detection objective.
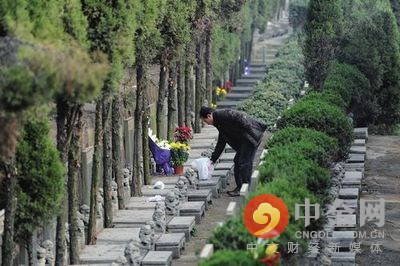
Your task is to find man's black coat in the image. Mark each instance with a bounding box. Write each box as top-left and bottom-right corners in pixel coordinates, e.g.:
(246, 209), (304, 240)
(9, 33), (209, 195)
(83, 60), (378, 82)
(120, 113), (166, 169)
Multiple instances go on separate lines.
(210, 109), (267, 163)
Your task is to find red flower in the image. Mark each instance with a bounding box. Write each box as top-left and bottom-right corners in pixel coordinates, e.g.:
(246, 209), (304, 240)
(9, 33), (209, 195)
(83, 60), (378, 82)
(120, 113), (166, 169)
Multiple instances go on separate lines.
(259, 253), (281, 266)
(174, 126), (193, 142)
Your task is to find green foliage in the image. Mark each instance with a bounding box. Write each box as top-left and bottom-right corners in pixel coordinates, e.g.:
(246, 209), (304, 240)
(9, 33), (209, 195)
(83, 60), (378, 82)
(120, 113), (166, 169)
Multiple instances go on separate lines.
(258, 147), (330, 198)
(62, 0), (89, 48)
(277, 99), (353, 158)
(209, 214), (256, 251)
(250, 178), (318, 250)
(289, 0), (309, 29)
(211, 24), (240, 81)
(324, 62), (374, 126)
(238, 91), (287, 130)
(199, 250), (258, 266)
(338, 0), (400, 128)
(303, 0), (344, 90)
(267, 127), (339, 160)
(15, 110), (65, 241)
(301, 91), (346, 110)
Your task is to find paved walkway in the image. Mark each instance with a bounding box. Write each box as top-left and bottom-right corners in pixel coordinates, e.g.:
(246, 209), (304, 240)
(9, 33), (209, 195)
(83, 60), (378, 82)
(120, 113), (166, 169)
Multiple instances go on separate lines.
(357, 135), (400, 265)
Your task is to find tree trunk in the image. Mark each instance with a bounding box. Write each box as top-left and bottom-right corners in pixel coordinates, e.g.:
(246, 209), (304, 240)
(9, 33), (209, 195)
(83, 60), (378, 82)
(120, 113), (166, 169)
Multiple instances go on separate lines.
(156, 54), (168, 139)
(68, 107), (82, 264)
(1, 160), (17, 266)
(27, 237), (34, 266)
(55, 98), (71, 266)
(133, 63), (146, 196)
(142, 101), (151, 185)
(112, 95), (125, 209)
(167, 64), (178, 140)
(87, 100), (102, 244)
(177, 58), (185, 126)
(195, 41), (205, 133)
(102, 96), (113, 228)
(205, 30), (213, 107)
(185, 61), (193, 128)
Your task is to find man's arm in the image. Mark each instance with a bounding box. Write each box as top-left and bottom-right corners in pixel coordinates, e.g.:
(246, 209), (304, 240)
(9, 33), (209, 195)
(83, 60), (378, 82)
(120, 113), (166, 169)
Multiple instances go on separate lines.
(210, 134), (226, 163)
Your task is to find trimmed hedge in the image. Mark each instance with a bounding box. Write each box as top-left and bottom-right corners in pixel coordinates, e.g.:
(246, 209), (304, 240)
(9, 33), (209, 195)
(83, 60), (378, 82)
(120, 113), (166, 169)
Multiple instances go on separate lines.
(277, 99), (353, 158)
(249, 178), (319, 251)
(300, 91), (347, 110)
(208, 214), (256, 251)
(199, 250), (259, 266)
(258, 147), (330, 200)
(238, 91), (287, 130)
(266, 127), (339, 161)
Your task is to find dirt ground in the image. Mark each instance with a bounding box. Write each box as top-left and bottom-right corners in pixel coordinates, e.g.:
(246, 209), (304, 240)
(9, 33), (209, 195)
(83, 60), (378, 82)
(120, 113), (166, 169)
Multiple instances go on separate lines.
(356, 135), (400, 266)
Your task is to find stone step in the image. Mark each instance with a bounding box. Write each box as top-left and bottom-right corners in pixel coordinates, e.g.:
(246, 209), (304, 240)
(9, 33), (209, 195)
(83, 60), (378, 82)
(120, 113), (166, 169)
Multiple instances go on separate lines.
(189, 142), (214, 149)
(240, 73), (265, 79)
(167, 216), (196, 241)
(231, 86), (254, 93)
(142, 251), (173, 266)
(353, 139), (366, 146)
(113, 210), (154, 228)
(353, 127), (368, 139)
(249, 63), (267, 68)
(246, 67), (266, 74)
(216, 100), (240, 108)
(349, 145), (366, 154)
(235, 78), (260, 86)
(224, 92), (251, 100)
(193, 133), (218, 139)
(346, 153), (365, 163)
(155, 233), (185, 259)
(344, 171), (363, 180)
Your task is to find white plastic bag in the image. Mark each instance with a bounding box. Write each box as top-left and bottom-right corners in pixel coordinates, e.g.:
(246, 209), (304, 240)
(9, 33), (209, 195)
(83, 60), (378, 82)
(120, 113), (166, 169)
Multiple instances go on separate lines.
(191, 157), (212, 180)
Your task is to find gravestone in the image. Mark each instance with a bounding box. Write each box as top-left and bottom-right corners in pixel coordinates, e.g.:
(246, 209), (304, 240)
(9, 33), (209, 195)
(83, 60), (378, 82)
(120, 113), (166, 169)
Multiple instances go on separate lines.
(113, 210), (154, 228)
(96, 228), (141, 244)
(141, 251), (173, 266)
(155, 233), (185, 259)
(179, 201), (205, 224)
(167, 216), (195, 241)
(80, 146), (94, 205)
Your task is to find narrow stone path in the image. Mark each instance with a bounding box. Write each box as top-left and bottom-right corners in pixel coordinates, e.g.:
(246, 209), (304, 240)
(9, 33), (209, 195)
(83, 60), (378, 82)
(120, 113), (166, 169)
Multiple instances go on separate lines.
(357, 135), (400, 265)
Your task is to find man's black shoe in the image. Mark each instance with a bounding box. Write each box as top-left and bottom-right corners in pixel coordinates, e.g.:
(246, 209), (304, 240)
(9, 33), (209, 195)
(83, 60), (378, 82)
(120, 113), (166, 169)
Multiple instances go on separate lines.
(227, 190), (240, 197)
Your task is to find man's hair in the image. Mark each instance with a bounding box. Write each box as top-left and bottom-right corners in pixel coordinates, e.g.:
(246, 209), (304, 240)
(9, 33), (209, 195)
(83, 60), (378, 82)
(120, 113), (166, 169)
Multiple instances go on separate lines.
(199, 106), (215, 118)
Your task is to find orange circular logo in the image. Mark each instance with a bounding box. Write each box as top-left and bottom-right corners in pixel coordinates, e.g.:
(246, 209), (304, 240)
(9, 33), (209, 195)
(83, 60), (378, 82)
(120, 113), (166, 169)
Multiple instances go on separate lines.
(243, 194), (289, 239)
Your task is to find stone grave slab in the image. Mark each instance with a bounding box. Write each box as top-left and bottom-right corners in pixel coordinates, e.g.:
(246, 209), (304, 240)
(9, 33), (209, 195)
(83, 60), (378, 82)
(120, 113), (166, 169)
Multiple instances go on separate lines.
(179, 201), (205, 224)
(219, 152), (235, 162)
(332, 215), (357, 230)
(344, 171), (363, 180)
(211, 170), (228, 177)
(342, 179), (362, 189)
(190, 142), (214, 149)
(141, 251), (173, 266)
(329, 231), (355, 249)
(113, 210), (154, 228)
(79, 244), (125, 264)
(339, 188), (359, 200)
(151, 176), (181, 185)
(126, 197), (164, 210)
(187, 189), (213, 209)
(214, 162), (234, 171)
(331, 252), (355, 266)
(142, 187), (173, 197)
(353, 127), (368, 139)
(155, 233), (185, 259)
(167, 216), (195, 241)
(344, 163), (365, 172)
(353, 139), (366, 146)
(96, 228), (140, 244)
(346, 153), (365, 163)
(197, 177), (221, 198)
(349, 146), (366, 154)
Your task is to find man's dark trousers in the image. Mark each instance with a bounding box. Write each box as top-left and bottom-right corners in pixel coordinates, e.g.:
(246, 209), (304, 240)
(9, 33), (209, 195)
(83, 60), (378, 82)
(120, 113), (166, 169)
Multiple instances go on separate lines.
(233, 139), (258, 190)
